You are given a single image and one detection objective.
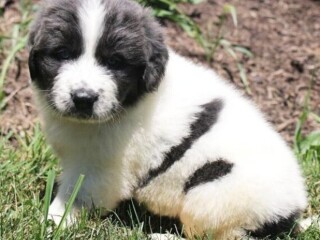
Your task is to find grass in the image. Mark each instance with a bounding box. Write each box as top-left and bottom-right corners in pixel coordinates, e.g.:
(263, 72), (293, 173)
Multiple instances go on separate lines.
(139, 0), (206, 46)
(294, 76), (320, 221)
(202, 4), (252, 94)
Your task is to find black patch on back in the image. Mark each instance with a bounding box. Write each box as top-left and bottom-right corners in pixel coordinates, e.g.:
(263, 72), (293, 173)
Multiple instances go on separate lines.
(184, 159), (233, 193)
(140, 99), (223, 188)
(247, 212), (300, 239)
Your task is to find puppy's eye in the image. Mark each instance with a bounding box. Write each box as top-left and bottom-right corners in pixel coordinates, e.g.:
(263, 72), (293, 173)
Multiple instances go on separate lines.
(52, 48), (72, 61)
(106, 55), (126, 69)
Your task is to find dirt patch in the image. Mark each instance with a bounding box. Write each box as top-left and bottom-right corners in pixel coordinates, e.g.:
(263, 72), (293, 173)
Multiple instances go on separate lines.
(166, 0), (320, 142)
(0, 0), (39, 136)
(1, 0), (319, 143)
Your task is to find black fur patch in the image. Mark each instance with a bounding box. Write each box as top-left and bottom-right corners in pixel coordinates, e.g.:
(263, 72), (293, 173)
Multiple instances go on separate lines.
(140, 99), (223, 187)
(183, 159), (233, 193)
(247, 212), (300, 239)
(95, 0), (168, 107)
(28, 0), (83, 91)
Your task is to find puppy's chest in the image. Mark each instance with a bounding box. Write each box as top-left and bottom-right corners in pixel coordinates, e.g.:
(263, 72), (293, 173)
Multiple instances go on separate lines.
(48, 124), (133, 165)
(47, 114), (195, 186)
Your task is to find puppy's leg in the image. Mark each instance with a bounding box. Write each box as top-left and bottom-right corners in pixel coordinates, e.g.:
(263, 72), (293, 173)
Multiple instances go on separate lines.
(48, 192), (77, 226)
(48, 176), (82, 227)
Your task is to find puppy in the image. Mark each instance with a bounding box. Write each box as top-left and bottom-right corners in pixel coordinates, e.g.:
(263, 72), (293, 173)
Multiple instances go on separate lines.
(28, 0), (307, 239)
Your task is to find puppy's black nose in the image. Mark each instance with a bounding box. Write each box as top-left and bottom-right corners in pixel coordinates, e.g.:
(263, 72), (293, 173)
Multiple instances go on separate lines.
(71, 89), (99, 113)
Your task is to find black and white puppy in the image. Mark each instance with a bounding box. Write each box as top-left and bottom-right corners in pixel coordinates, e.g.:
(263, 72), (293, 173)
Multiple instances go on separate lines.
(28, 0), (308, 239)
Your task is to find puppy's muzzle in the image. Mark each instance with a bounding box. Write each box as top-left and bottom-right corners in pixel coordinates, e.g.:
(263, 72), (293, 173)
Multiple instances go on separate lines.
(71, 88), (99, 116)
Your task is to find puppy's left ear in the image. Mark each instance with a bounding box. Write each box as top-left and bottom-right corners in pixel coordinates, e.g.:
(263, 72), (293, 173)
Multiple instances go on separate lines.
(142, 12), (169, 92)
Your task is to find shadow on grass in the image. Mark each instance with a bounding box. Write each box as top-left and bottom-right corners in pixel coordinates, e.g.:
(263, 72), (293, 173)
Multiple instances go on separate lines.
(110, 199), (183, 236)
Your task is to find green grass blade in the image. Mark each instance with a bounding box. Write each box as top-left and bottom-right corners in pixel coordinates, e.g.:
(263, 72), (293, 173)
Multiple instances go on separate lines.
(53, 174), (85, 239)
(223, 4), (237, 27)
(311, 112), (320, 124)
(0, 35), (28, 103)
(224, 45), (237, 59)
(233, 45), (253, 58)
(187, 0), (204, 3)
(237, 62), (252, 95)
(41, 170), (56, 238)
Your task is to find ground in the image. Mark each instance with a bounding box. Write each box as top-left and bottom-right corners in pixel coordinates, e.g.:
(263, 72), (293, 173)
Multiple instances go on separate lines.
(0, 0), (319, 239)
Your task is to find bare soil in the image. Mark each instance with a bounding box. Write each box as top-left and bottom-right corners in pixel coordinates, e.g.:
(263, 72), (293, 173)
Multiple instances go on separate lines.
(1, 0), (320, 143)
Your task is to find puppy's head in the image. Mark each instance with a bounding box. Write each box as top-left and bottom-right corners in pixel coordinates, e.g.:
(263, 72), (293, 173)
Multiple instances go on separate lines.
(28, 0), (168, 122)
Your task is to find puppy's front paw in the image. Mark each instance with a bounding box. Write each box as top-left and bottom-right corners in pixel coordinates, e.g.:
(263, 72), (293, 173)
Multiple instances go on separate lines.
(47, 197), (77, 228)
(47, 207), (77, 228)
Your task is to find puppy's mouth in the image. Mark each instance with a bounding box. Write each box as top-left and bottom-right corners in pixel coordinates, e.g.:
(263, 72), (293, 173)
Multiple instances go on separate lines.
(57, 106), (121, 123)
(47, 98), (120, 123)
(68, 108), (96, 120)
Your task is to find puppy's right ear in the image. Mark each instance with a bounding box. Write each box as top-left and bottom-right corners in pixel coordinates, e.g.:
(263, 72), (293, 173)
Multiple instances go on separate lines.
(28, 8), (45, 82)
(28, 48), (39, 81)
(28, 22), (40, 81)
(142, 11), (168, 92)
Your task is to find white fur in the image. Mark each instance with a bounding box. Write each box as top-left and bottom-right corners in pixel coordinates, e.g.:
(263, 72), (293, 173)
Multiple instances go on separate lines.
(34, 0), (308, 238)
(78, 0), (106, 57)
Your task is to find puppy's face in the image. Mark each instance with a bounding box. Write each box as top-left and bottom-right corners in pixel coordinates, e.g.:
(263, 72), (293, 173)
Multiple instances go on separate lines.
(28, 0), (168, 122)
